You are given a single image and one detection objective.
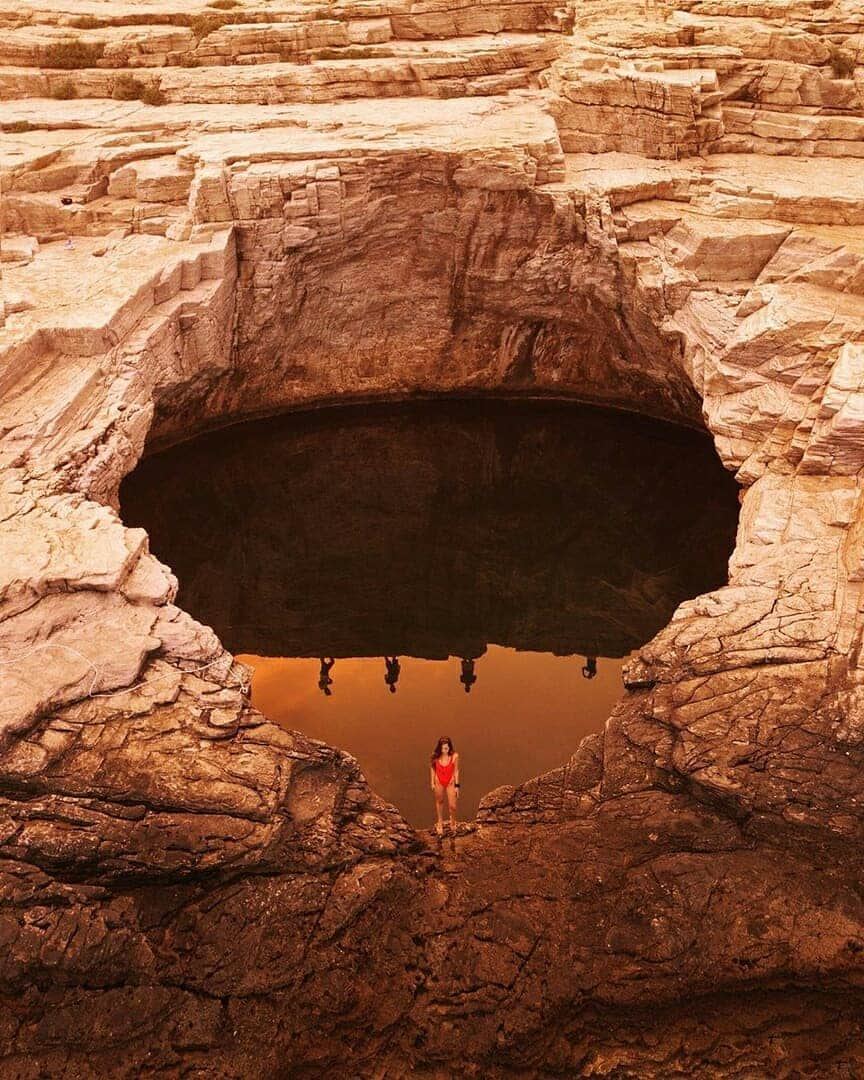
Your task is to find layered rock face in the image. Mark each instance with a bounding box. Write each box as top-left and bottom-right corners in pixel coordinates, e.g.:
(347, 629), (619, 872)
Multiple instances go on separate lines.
(2, 0), (864, 1075)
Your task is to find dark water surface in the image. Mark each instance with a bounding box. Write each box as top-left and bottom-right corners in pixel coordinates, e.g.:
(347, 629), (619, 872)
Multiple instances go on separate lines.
(121, 400), (740, 826)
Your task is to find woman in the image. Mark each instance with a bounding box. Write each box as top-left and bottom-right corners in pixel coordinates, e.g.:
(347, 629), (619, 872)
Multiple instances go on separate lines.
(430, 736), (460, 836)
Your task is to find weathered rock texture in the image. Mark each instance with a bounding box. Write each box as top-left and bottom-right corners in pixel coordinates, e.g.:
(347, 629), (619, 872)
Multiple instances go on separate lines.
(2, 0), (864, 1075)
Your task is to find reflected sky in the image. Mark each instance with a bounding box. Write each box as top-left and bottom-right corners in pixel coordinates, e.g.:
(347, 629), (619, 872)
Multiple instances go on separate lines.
(239, 648), (624, 826)
(122, 399), (740, 826)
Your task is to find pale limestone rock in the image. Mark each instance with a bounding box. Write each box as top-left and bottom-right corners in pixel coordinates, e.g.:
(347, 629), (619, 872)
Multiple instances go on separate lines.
(801, 343), (864, 473)
(0, 235), (39, 266)
(2, 0), (864, 1073)
(544, 58), (723, 157)
(452, 146), (539, 188)
(107, 156), (194, 203)
(0, 591), (160, 739)
(663, 215), (791, 281)
(120, 551), (178, 606)
(0, 496), (147, 619)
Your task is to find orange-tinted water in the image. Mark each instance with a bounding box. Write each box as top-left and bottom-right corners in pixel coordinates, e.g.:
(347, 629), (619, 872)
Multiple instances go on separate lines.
(238, 647), (623, 826)
(121, 399), (739, 827)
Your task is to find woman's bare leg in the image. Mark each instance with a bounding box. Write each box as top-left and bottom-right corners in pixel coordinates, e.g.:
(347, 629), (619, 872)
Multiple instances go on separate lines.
(434, 783), (445, 834)
(446, 785), (458, 832)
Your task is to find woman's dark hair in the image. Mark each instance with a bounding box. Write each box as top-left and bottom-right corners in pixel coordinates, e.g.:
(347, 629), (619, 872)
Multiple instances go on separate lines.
(431, 736), (454, 764)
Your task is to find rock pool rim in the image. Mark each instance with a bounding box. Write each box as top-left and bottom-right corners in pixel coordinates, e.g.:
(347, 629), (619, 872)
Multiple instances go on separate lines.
(120, 394), (741, 828)
(140, 386), (717, 459)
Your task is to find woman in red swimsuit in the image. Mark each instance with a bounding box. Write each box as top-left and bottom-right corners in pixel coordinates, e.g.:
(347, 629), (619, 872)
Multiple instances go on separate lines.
(430, 735), (460, 836)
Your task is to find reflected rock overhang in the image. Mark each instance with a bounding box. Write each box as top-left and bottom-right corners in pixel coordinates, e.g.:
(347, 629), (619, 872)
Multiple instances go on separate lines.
(121, 399), (740, 662)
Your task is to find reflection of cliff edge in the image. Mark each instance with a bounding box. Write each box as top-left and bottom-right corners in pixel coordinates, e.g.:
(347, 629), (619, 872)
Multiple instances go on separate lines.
(121, 400), (740, 660)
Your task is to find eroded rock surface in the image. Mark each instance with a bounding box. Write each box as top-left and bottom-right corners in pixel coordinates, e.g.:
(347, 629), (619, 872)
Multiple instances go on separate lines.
(2, 0), (864, 1075)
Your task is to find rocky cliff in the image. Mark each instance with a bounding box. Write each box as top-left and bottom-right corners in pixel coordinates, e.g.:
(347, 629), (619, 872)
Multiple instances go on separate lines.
(2, 0), (864, 1075)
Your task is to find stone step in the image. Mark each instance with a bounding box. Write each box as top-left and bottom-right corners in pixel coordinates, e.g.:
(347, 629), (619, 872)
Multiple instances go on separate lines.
(692, 154), (864, 226)
(706, 102), (864, 159)
(0, 229), (234, 362)
(0, 33), (565, 103)
(0, 1), (572, 68)
(567, 1), (862, 161)
(542, 53), (724, 158)
(7, 0), (573, 36)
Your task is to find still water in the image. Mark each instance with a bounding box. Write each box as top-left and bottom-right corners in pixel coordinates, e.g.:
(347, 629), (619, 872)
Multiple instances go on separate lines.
(121, 400), (740, 826)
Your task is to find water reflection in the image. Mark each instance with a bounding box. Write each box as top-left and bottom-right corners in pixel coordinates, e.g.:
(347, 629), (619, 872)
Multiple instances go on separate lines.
(238, 648), (626, 827)
(121, 400), (740, 825)
(460, 658), (477, 693)
(317, 656), (335, 696)
(384, 656), (401, 694)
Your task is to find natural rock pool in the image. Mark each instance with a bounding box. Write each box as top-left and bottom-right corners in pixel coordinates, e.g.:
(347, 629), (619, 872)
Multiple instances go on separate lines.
(121, 400), (740, 826)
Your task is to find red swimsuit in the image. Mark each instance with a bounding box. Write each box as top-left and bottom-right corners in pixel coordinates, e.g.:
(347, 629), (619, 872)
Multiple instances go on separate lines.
(434, 757), (455, 787)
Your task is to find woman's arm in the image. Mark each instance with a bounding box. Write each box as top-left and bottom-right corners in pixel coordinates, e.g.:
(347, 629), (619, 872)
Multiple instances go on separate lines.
(453, 753), (460, 789)
(430, 765), (436, 791)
